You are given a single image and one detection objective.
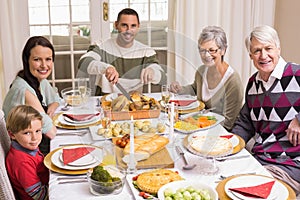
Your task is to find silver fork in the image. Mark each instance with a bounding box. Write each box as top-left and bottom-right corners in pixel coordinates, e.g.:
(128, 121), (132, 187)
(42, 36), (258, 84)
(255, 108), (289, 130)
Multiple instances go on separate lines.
(216, 155), (250, 162)
(200, 107), (216, 114)
(219, 172), (256, 180)
(56, 131), (88, 136)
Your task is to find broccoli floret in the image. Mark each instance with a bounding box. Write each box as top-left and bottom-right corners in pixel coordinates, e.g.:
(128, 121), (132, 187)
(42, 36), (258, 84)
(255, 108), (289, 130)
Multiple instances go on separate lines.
(91, 166), (112, 182)
(112, 177), (121, 182)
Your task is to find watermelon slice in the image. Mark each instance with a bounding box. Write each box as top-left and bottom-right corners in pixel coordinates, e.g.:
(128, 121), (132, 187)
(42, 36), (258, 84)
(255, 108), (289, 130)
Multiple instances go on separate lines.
(62, 147), (95, 165)
(63, 113), (99, 121)
(169, 99), (197, 106)
(229, 180), (275, 199)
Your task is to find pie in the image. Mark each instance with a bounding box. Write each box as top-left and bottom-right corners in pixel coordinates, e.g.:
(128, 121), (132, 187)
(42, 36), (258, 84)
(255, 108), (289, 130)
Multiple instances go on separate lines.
(229, 180), (275, 198)
(135, 169), (183, 194)
(189, 135), (232, 157)
(62, 147), (95, 165)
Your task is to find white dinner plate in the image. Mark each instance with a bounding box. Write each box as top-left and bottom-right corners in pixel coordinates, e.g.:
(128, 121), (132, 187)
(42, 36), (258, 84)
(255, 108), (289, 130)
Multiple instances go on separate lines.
(177, 100), (200, 110)
(89, 118), (168, 141)
(59, 147), (97, 166)
(188, 131), (239, 148)
(157, 180), (218, 200)
(174, 112), (225, 134)
(58, 114), (101, 127)
(224, 175), (289, 200)
(51, 145), (103, 170)
(63, 115), (98, 124)
(161, 100), (200, 111)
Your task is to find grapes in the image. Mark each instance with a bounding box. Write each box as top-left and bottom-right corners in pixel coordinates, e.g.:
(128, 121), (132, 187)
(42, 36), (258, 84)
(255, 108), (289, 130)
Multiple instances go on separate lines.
(163, 186), (212, 200)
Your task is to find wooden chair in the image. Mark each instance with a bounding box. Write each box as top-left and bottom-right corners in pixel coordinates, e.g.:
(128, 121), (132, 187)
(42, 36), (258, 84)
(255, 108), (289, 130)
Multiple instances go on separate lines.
(0, 110), (16, 200)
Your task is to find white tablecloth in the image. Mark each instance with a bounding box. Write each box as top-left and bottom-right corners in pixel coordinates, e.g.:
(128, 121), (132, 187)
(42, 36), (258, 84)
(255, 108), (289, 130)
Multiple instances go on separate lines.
(49, 94), (271, 200)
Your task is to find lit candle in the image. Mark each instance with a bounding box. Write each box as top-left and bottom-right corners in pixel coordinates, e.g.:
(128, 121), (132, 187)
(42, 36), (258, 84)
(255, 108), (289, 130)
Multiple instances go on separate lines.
(148, 82), (151, 93)
(130, 115), (134, 155)
(169, 102), (174, 142)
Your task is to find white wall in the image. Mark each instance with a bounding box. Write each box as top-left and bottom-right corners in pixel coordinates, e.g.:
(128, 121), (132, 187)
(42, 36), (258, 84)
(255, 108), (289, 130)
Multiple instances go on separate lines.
(275, 0), (300, 64)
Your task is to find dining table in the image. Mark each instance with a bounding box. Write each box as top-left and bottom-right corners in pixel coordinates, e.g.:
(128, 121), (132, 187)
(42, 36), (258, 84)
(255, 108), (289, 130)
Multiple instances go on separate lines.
(47, 93), (296, 200)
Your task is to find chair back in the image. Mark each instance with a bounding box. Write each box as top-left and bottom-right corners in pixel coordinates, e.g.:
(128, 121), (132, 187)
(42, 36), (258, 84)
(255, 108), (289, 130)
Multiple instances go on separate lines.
(0, 110), (16, 200)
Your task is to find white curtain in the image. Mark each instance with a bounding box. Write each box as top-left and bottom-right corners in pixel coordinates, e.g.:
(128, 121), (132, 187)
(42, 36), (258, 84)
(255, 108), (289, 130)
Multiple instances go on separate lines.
(167, 0), (276, 89)
(0, 0), (30, 109)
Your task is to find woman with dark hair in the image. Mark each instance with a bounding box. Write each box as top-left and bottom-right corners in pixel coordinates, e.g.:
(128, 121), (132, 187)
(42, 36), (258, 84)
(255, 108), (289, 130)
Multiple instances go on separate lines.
(3, 36), (59, 154)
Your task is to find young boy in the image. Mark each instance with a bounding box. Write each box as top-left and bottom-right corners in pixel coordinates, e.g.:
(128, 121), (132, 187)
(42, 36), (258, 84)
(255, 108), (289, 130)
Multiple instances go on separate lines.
(5, 105), (49, 200)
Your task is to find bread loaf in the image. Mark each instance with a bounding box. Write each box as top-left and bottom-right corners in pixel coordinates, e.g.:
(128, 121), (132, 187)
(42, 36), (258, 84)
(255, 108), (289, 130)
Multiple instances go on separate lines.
(123, 133), (169, 156)
(111, 95), (129, 111)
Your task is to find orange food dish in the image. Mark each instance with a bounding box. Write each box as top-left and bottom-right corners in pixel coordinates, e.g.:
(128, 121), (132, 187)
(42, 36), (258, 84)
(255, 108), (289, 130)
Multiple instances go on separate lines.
(183, 115), (217, 128)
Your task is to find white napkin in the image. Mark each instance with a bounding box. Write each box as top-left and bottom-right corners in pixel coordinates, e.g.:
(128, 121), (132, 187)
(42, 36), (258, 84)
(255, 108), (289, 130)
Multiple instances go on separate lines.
(100, 75), (143, 93)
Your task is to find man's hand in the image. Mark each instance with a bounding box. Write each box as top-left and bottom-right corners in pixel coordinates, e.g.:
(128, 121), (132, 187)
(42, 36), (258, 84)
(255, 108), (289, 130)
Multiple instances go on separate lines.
(141, 68), (154, 84)
(169, 81), (182, 93)
(105, 66), (119, 84)
(286, 118), (300, 146)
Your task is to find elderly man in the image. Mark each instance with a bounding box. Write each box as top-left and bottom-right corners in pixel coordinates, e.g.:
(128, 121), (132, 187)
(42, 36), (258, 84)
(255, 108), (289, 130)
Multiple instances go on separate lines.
(232, 25), (300, 195)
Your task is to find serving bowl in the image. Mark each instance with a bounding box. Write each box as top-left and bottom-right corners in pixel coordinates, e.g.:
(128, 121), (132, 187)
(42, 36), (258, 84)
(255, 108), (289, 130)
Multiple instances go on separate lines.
(87, 165), (125, 196)
(61, 87), (91, 107)
(158, 180), (218, 200)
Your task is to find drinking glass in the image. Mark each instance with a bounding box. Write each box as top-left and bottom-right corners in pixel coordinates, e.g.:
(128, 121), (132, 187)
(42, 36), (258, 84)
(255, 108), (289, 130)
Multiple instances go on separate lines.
(161, 85), (170, 120)
(167, 103), (179, 122)
(101, 140), (116, 166)
(77, 78), (87, 98)
(101, 108), (112, 129)
(161, 85), (170, 104)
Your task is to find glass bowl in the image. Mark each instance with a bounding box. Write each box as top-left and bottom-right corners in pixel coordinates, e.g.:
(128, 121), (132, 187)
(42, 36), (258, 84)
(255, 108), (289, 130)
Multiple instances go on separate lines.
(61, 87), (91, 107)
(87, 165), (126, 196)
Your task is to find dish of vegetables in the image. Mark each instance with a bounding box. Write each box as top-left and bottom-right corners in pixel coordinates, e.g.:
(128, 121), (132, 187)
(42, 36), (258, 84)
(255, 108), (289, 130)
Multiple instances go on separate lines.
(174, 112), (225, 134)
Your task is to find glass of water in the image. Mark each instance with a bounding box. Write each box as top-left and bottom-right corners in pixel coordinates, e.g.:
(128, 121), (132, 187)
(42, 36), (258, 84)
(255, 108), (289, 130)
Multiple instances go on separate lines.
(77, 78), (87, 98)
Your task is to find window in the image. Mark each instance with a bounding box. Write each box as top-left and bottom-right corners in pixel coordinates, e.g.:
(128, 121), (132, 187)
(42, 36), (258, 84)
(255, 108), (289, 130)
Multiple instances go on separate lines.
(28, 0), (168, 94)
(28, 0), (91, 93)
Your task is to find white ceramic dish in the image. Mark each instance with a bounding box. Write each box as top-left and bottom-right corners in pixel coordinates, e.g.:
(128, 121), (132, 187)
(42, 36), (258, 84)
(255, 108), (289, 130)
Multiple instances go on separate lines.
(161, 100), (200, 111)
(58, 114), (101, 127)
(59, 151), (96, 166)
(188, 131), (239, 148)
(224, 175), (289, 200)
(177, 101), (200, 110)
(51, 145), (103, 170)
(89, 119), (168, 141)
(174, 112), (225, 134)
(63, 115), (98, 124)
(157, 180), (218, 200)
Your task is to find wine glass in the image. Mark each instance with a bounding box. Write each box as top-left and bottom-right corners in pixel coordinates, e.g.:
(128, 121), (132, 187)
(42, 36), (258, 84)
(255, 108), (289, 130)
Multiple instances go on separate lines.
(161, 85), (170, 120)
(161, 85), (170, 104)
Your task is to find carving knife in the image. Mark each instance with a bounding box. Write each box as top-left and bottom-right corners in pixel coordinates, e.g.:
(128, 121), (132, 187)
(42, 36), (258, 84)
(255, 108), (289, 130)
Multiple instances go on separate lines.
(115, 82), (134, 102)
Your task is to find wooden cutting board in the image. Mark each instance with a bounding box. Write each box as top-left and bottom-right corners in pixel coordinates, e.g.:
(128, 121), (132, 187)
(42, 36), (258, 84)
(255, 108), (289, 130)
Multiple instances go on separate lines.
(115, 146), (174, 169)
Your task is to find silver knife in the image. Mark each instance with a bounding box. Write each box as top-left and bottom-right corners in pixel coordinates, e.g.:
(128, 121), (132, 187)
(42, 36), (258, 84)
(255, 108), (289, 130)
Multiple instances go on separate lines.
(115, 82), (134, 102)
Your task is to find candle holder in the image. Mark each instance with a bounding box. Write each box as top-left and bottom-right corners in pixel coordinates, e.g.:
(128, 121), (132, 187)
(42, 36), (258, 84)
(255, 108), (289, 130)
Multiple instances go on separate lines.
(167, 102), (176, 147)
(127, 153), (137, 174)
(127, 116), (137, 174)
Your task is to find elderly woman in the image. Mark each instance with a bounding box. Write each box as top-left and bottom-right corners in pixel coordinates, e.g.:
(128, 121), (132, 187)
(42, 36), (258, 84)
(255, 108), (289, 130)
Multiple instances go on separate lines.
(3, 36), (60, 154)
(232, 25), (300, 195)
(170, 26), (243, 131)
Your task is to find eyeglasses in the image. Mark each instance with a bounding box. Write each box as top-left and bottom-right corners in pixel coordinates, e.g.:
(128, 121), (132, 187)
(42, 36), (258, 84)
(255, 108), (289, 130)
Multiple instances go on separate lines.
(199, 48), (220, 55)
